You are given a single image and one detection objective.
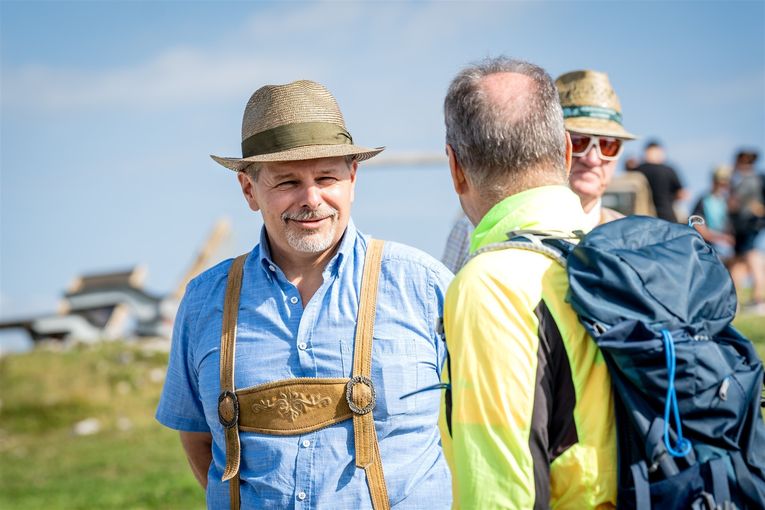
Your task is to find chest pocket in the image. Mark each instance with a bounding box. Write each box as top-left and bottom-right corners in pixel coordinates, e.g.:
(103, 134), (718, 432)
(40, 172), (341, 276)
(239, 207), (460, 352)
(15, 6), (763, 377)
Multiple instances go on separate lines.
(341, 336), (417, 416)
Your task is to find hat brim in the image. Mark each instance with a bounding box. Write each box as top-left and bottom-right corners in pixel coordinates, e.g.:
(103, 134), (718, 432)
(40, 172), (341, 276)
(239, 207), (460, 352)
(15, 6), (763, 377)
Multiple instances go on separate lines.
(211, 144), (385, 171)
(565, 117), (637, 140)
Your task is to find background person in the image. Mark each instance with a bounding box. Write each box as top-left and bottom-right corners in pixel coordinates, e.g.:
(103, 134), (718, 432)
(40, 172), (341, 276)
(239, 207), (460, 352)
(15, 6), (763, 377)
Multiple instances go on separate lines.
(631, 140), (688, 222)
(728, 150), (765, 312)
(556, 69), (637, 228)
(691, 165), (735, 262)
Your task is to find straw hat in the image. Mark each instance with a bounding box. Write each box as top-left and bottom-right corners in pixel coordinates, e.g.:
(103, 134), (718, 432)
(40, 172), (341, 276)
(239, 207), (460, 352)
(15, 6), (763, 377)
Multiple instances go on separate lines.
(555, 70), (637, 140)
(211, 80), (384, 171)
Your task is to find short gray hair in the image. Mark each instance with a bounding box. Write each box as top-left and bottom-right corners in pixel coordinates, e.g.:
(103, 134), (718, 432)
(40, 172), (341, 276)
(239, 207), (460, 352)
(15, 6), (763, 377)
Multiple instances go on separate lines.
(241, 162), (263, 180)
(444, 56), (567, 195)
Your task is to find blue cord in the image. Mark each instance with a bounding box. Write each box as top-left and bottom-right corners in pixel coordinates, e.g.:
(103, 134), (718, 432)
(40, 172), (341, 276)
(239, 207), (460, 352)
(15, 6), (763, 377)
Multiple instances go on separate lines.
(661, 329), (693, 457)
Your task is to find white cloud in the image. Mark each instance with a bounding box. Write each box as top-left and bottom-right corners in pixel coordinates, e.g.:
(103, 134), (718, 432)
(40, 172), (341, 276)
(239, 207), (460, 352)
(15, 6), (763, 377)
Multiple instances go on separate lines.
(2, 47), (313, 112)
(1, 1), (524, 113)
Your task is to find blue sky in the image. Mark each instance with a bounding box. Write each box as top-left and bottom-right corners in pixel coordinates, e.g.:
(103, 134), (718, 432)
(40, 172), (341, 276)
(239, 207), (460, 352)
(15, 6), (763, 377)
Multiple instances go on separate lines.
(2, 0), (764, 323)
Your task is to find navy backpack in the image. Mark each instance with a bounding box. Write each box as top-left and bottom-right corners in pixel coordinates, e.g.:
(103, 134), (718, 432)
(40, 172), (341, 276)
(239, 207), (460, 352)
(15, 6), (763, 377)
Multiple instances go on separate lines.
(498, 215), (765, 509)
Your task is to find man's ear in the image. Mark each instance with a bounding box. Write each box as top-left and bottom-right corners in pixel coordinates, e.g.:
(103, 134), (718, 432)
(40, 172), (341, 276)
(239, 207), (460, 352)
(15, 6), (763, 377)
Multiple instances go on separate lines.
(564, 132), (572, 177)
(237, 172), (260, 212)
(446, 144), (469, 195)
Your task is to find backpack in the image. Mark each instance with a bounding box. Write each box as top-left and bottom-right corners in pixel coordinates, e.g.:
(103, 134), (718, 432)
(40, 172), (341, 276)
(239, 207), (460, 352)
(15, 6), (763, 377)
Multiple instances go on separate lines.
(496, 215), (765, 510)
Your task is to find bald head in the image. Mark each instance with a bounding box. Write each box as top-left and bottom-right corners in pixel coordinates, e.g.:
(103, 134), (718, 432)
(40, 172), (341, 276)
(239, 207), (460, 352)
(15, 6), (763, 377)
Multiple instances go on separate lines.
(444, 57), (567, 199)
(480, 72), (536, 122)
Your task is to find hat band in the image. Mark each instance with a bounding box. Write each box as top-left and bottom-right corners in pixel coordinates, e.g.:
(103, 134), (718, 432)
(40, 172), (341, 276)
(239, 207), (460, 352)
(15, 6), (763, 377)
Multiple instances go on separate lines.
(562, 105), (623, 125)
(241, 122), (353, 158)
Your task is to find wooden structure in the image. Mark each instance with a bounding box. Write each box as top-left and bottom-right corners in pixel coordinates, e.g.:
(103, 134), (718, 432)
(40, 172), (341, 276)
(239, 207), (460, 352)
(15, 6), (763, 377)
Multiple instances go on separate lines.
(0, 219), (231, 343)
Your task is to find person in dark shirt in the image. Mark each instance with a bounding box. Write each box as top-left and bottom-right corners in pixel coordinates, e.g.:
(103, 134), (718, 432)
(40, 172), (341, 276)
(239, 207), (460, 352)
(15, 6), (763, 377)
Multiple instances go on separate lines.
(631, 140), (687, 222)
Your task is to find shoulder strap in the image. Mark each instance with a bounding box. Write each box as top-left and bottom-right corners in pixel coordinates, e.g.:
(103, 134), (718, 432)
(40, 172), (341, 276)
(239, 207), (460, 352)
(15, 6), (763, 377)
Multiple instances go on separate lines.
(464, 229), (580, 268)
(352, 239), (384, 377)
(468, 239), (569, 268)
(350, 239), (390, 510)
(219, 254), (248, 508)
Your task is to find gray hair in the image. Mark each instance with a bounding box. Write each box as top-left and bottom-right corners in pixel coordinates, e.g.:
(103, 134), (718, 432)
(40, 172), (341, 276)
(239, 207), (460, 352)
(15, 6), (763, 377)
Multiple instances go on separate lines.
(240, 155), (356, 180)
(444, 56), (567, 195)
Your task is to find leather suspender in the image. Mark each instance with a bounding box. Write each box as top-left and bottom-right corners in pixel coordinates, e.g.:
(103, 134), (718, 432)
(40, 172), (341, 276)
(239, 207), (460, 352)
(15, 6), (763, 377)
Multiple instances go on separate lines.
(217, 239), (389, 509)
(219, 253), (247, 509)
(350, 239), (389, 509)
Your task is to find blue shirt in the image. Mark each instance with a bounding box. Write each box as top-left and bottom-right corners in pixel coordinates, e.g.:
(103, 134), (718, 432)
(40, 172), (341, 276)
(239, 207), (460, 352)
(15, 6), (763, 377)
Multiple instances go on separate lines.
(156, 220), (453, 509)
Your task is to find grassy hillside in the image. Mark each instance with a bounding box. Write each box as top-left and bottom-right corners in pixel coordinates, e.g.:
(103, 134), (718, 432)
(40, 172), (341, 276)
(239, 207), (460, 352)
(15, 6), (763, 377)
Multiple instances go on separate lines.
(0, 341), (204, 510)
(0, 313), (763, 509)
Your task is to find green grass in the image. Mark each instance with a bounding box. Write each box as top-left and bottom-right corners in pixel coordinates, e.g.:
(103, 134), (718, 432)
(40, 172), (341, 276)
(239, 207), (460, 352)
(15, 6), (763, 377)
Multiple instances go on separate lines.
(734, 312), (765, 359)
(0, 342), (204, 510)
(0, 315), (763, 510)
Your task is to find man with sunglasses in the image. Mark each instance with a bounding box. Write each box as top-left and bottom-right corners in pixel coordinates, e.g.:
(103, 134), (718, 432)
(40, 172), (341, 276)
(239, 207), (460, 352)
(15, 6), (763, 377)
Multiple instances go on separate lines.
(555, 70), (637, 229)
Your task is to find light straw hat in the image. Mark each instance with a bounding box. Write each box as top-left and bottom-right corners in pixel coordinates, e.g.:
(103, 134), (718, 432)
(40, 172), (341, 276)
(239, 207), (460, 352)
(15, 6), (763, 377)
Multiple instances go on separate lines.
(555, 70), (637, 140)
(211, 80), (384, 171)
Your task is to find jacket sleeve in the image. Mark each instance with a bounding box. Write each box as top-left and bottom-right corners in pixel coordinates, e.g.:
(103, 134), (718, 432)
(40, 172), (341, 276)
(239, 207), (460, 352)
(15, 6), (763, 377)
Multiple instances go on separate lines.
(441, 258), (544, 509)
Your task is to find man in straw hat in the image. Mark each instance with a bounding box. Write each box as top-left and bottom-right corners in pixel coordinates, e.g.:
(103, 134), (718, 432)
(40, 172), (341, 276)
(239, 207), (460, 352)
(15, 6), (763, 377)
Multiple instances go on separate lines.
(555, 69), (637, 228)
(440, 57), (616, 508)
(157, 80), (452, 509)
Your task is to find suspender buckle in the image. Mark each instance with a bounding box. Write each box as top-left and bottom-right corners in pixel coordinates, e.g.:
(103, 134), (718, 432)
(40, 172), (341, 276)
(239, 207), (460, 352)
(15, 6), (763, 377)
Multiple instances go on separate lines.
(218, 390), (240, 429)
(346, 375), (376, 415)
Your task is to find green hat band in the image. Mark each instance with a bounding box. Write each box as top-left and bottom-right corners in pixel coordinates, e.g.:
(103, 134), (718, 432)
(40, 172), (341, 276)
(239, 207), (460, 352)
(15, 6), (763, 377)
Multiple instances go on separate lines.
(562, 105), (623, 125)
(242, 122), (353, 157)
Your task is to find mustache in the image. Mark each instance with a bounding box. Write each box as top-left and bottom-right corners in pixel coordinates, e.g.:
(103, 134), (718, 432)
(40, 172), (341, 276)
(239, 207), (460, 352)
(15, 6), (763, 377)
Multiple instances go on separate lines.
(282, 206), (338, 222)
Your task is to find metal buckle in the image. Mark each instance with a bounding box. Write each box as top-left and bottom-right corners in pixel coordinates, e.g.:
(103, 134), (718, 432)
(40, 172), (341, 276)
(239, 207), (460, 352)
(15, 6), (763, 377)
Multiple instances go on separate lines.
(217, 390), (239, 429)
(346, 375), (376, 415)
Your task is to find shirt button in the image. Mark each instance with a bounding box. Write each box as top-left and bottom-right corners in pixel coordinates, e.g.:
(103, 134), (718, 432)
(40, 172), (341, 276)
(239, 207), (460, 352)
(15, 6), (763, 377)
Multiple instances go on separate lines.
(298, 342), (308, 351)
(290, 296), (299, 304)
(302, 439), (311, 448)
(268, 265), (275, 272)
(297, 491), (306, 501)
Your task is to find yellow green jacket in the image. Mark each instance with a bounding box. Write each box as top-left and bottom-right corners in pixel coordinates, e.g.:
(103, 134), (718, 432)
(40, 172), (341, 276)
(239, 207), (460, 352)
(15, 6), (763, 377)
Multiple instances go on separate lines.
(441, 186), (617, 509)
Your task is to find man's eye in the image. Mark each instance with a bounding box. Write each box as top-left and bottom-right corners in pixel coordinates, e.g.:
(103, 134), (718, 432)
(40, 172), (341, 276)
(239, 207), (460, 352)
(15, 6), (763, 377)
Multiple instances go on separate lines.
(318, 177), (338, 184)
(276, 181), (297, 188)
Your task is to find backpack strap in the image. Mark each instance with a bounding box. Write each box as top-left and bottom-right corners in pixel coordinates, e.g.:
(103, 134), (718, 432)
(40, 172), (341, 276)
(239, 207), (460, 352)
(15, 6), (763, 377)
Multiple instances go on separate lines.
(465, 229), (581, 268)
(709, 457), (731, 507)
(630, 461), (651, 510)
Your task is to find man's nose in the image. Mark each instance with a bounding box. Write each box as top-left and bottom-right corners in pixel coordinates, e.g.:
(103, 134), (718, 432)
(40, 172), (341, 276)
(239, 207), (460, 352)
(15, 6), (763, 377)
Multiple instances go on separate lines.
(300, 184), (323, 208)
(581, 145), (602, 165)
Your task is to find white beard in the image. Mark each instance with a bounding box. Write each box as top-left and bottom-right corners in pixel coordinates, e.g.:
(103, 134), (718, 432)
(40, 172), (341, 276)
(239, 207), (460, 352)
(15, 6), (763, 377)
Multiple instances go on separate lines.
(285, 219), (337, 253)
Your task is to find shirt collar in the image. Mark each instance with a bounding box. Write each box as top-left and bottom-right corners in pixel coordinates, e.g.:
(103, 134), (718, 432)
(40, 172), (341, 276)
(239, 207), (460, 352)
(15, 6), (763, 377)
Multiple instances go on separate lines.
(583, 198), (602, 231)
(470, 185), (586, 253)
(257, 218), (358, 279)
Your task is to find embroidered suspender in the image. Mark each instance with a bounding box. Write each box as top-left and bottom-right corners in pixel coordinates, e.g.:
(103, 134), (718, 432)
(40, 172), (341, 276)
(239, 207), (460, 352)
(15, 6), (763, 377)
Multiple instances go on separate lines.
(217, 239), (389, 509)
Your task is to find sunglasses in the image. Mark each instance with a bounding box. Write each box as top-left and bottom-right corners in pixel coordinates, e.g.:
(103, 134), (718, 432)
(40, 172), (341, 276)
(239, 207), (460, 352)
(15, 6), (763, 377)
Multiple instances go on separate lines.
(570, 133), (624, 161)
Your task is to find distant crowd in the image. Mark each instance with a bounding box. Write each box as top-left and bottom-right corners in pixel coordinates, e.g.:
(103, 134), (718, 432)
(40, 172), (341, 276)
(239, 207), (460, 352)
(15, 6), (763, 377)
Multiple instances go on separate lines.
(624, 145), (764, 313)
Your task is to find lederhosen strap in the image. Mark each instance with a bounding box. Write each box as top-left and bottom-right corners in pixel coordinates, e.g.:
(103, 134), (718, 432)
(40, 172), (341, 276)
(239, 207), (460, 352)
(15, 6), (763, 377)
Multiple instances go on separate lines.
(350, 239), (389, 509)
(217, 240), (389, 510)
(219, 254), (246, 509)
